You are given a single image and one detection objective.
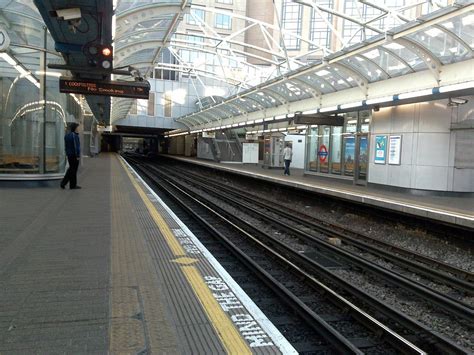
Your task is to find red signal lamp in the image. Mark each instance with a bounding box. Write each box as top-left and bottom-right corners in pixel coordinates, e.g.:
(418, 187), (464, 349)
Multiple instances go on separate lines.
(102, 47), (112, 57)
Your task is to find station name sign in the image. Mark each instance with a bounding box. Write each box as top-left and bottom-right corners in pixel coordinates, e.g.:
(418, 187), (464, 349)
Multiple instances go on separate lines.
(59, 77), (150, 99)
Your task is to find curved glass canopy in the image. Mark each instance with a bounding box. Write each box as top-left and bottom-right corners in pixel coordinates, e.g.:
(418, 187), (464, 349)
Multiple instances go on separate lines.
(176, 3), (474, 127)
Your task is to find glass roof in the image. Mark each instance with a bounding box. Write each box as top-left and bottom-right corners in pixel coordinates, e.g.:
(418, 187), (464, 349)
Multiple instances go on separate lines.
(177, 5), (474, 127)
(0, 0), (56, 51)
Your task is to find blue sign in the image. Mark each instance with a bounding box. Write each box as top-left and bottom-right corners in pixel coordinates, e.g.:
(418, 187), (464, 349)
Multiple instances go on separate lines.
(374, 135), (387, 164)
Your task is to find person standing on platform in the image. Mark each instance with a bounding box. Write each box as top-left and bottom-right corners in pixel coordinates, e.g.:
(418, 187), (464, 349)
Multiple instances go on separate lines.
(283, 143), (293, 176)
(60, 122), (82, 190)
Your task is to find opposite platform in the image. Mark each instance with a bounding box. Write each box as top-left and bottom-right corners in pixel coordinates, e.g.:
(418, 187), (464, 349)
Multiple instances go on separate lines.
(162, 155), (474, 230)
(0, 153), (295, 354)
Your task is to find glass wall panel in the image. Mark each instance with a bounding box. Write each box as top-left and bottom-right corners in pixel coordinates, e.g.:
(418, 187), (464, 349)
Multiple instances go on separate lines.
(307, 126), (318, 171)
(330, 126), (342, 174)
(0, 6), (83, 178)
(359, 110), (371, 132)
(1, 61), (41, 174)
(319, 126), (330, 173)
(357, 135), (368, 181)
(343, 135), (356, 176)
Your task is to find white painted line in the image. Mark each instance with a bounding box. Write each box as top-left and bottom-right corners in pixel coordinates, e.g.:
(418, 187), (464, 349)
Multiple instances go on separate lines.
(167, 156), (474, 221)
(121, 156), (298, 355)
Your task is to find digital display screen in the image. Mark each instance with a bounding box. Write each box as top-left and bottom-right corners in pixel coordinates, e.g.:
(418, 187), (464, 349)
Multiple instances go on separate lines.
(59, 77), (150, 99)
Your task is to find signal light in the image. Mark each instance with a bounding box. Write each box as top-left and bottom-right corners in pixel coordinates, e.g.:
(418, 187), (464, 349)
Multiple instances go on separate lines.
(102, 47), (112, 57)
(87, 44), (113, 70)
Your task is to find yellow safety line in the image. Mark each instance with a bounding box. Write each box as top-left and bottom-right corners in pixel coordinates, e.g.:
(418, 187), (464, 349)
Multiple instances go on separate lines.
(119, 158), (185, 256)
(182, 265), (252, 355)
(118, 156), (252, 355)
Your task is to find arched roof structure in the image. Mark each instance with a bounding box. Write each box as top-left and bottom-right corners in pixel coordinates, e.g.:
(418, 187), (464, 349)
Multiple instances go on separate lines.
(172, 2), (474, 131)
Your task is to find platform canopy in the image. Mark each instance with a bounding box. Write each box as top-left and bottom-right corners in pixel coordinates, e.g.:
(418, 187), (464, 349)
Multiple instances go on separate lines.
(173, 1), (474, 131)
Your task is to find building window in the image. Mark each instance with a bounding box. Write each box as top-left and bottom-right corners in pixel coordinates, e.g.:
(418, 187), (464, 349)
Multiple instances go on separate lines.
(186, 31), (204, 46)
(137, 99), (148, 115)
(281, 0), (303, 50)
(130, 100), (137, 115)
(309, 0), (332, 49)
(216, 0), (232, 3)
(154, 48), (178, 81)
(187, 8), (205, 25)
(147, 93), (155, 116)
(164, 94), (172, 117)
(215, 11), (232, 30)
(342, 0), (402, 44)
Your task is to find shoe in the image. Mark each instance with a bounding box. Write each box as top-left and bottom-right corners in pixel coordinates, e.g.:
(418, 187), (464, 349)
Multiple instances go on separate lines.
(60, 184), (65, 189)
(70, 186), (82, 189)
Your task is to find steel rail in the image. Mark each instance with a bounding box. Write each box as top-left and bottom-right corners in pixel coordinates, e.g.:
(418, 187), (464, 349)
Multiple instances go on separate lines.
(129, 159), (427, 355)
(167, 164), (474, 288)
(125, 156), (470, 354)
(127, 160), (363, 354)
(160, 165), (474, 322)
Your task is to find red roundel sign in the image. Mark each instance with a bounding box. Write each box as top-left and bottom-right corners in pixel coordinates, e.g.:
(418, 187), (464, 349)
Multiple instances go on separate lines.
(318, 145), (328, 162)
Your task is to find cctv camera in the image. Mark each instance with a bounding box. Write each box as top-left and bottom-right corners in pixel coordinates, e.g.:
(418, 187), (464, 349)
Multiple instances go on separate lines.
(55, 8), (81, 21)
(449, 97), (468, 105)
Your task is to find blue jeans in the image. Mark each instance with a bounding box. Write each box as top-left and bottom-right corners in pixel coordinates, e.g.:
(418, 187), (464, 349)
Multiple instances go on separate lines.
(284, 159), (291, 175)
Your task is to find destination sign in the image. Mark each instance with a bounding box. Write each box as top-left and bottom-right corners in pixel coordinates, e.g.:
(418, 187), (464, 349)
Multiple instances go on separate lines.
(59, 77), (150, 99)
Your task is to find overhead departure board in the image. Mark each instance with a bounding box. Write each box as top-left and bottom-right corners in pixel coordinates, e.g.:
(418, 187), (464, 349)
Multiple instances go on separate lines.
(59, 77), (150, 99)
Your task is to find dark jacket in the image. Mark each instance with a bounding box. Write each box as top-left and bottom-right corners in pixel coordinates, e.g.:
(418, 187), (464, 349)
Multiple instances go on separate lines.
(65, 132), (80, 157)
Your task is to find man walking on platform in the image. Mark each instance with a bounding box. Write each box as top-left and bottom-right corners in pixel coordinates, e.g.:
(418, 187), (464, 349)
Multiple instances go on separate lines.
(283, 143), (293, 176)
(60, 122), (82, 190)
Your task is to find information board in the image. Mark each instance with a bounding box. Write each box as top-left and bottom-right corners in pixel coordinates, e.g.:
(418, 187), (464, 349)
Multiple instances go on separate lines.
(374, 135), (387, 164)
(59, 77), (150, 99)
(242, 143), (259, 164)
(388, 135), (402, 165)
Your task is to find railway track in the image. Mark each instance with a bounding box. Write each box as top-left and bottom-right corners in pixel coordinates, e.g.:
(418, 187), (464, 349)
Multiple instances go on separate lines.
(165, 162), (473, 282)
(124, 155), (471, 354)
(164, 163), (474, 301)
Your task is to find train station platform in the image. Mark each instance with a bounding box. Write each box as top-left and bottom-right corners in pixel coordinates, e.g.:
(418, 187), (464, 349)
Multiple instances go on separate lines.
(0, 154), (295, 354)
(163, 155), (474, 231)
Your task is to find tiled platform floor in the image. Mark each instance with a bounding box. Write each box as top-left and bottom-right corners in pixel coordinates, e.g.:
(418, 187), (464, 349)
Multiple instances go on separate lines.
(0, 154), (293, 354)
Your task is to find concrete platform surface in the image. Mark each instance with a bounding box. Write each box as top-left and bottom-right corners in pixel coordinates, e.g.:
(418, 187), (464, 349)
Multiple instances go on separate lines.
(163, 155), (474, 230)
(0, 153), (295, 354)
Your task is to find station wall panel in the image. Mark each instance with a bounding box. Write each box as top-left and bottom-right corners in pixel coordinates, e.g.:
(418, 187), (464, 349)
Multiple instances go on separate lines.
(368, 97), (474, 192)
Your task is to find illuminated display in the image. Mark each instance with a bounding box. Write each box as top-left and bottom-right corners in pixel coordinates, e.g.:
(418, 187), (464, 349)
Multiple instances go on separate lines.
(59, 77), (150, 99)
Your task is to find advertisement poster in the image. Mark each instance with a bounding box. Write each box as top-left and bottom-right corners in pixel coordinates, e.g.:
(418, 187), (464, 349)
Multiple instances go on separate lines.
(374, 135), (387, 164)
(242, 143), (259, 164)
(344, 136), (355, 175)
(388, 135), (402, 165)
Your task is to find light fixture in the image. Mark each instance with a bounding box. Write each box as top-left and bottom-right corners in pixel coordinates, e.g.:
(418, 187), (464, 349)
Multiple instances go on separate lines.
(14, 65), (29, 76)
(447, 97), (468, 106)
(264, 117), (274, 122)
(340, 101), (363, 109)
(366, 96), (394, 105)
(254, 118), (264, 123)
(398, 88), (433, 100)
(0, 52), (16, 65)
(35, 71), (62, 78)
(439, 81), (474, 93)
(383, 42), (405, 50)
(319, 105), (338, 112)
(315, 69), (330, 76)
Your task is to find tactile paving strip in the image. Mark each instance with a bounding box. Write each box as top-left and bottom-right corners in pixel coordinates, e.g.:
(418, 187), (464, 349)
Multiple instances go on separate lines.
(119, 156), (297, 355)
